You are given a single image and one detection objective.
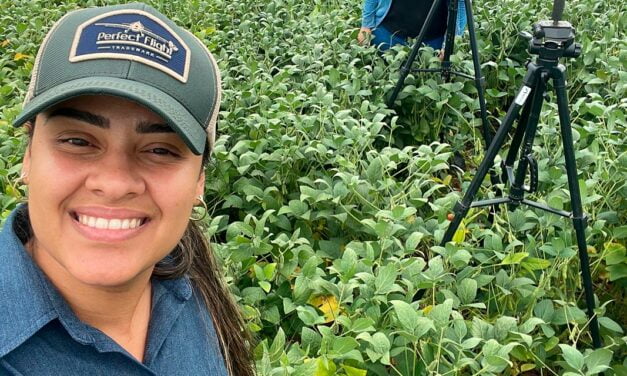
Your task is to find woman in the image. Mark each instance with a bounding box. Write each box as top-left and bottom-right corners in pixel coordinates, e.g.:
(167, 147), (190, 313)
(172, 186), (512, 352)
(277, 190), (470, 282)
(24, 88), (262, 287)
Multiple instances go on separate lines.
(0, 3), (253, 375)
(358, 0), (467, 51)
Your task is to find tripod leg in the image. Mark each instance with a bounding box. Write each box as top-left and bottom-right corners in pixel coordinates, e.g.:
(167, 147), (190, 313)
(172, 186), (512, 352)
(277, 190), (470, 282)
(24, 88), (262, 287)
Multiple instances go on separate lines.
(460, 0), (502, 223)
(441, 66), (540, 245)
(464, 0), (492, 148)
(441, 0), (459, 82)
(509, 71), (547, 201)
(553, 66), (602, 348)
(503, 84), (534, 171)
(386, 0), (448, 107)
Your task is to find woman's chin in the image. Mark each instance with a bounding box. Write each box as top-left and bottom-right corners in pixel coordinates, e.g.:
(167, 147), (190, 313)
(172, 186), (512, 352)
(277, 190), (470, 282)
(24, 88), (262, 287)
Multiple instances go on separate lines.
(67, 262), (151, 289)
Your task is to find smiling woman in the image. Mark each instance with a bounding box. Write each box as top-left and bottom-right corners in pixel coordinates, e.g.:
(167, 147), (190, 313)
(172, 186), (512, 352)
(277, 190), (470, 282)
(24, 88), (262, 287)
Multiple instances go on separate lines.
(0, 3), (253, 376)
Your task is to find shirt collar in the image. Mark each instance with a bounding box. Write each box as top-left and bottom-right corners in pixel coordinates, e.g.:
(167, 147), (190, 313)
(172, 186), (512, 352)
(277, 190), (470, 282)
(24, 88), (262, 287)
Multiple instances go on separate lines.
(0, 205), (193, 357)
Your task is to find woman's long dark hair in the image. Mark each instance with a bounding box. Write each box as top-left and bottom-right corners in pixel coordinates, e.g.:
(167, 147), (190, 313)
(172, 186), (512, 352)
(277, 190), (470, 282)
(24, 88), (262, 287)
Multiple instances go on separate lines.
(22, 122), (254, 376)
(154, 220), (254, 376)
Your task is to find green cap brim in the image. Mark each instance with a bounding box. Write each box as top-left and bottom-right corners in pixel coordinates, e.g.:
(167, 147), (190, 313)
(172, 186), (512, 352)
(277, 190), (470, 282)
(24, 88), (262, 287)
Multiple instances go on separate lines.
(13, 77), (207, 155)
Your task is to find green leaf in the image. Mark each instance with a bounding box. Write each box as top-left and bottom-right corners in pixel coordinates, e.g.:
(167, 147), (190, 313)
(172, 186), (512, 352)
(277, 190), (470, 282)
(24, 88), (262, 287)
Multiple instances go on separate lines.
(534, 300), (555, 322)
(461, 337), (482, 349)
(261, 305), (280, 324)
(518, 317), (545, 334)
(494, 316), (517, 341)
(502, 252), (529, 265)
(269, 328), (286, 360)
(598, 317), (623, 333)
(351, 318), (376, 333)
(297, 306), (325, 326)
(332, 337), (359, 354)
(263, 263), (277, 280)
(314, 357), (337, 376)
(283, 298), (296, 314)
(559, 344), (585, 370)
(258, 281), (271, 293)
(613, 226), (627, 239)
(375, 264), (397, 294)
(603, 242), (625, 265)
(414, 317), (435, 339)
(603, 243), (627, 265)
(405, 231), (424, 251)
(301, 327), (322, 352)
(429, 299), (453, 328)
(287, 199), (309, 216)
(343, 365), (367, 376)
(369, 332), (391, 355)
(521, 257), (551, 271)
(302, 257), (320, 278)
(607, 264), (627, 281)
(553, 306), (587, 325)
(458, 278), (478, 304)
(585, 348), (612, 375)
(452, 227), (465, 244)
(390, 300), (419, 332)
(485, 355), (509, 369)
(366, 157), (383, 182)
(544, 336), (560, 351)
(450, 249), (472, 268)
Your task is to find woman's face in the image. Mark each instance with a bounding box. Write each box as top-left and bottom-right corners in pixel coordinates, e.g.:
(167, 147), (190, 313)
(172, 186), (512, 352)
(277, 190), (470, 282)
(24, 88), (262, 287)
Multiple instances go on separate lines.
(22, 95), (205, 289)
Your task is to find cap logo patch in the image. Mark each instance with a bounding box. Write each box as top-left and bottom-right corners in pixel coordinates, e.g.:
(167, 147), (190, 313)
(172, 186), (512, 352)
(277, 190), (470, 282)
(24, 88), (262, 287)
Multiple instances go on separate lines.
(69, 10), (190, 82)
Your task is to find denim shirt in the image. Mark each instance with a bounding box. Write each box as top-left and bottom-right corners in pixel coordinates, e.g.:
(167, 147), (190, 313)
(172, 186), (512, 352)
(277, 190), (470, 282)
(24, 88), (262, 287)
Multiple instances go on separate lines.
(0, 208), (228, 376)
(361, 0), (467, 36)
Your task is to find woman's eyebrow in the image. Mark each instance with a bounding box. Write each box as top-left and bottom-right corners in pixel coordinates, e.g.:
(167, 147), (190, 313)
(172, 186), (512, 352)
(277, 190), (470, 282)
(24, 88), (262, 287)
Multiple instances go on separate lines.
(135, 122), (175, 134)
(46, 108), (109, 128)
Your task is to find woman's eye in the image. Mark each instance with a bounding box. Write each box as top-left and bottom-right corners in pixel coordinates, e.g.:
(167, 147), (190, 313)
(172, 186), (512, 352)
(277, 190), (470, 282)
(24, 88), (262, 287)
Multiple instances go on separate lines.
(147, 147), (180, 158)
(59, 138), (90, 147)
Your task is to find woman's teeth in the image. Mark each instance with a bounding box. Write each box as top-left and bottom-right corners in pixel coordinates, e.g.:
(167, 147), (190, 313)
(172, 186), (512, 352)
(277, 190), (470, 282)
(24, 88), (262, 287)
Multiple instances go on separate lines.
(77, 215), (143, 230)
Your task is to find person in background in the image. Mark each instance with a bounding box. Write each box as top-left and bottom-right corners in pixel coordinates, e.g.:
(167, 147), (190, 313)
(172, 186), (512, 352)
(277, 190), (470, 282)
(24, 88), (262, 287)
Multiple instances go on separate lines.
(0, 2), (253, 375)
(358, 0), (467, 52)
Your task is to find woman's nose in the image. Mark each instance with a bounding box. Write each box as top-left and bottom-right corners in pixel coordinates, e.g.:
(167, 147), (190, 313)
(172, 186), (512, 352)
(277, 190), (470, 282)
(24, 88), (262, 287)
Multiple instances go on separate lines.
(84, 151), (146, 200)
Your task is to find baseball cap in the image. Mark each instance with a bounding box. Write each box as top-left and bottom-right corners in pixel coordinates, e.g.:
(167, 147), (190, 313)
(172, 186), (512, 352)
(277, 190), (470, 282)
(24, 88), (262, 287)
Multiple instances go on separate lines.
(13, 2), (220, 155)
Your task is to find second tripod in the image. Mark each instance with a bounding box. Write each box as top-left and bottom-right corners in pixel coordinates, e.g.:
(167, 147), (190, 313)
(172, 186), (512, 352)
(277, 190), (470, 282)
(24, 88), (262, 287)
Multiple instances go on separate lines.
(386, 0), (493, 151)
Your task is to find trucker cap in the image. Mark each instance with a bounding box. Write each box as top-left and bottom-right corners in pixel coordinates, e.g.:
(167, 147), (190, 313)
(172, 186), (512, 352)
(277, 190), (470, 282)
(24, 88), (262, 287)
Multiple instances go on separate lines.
(13, 2), (220, 155)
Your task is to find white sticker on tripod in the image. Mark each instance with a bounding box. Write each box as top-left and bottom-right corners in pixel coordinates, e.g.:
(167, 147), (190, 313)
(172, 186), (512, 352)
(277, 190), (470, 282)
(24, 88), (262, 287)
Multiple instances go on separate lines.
(515, 86), (532, 106)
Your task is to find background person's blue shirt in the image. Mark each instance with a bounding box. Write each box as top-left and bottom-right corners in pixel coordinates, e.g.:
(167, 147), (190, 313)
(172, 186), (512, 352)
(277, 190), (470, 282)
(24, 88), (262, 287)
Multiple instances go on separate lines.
(361, 0), (467, 36)
(0, 207), (228, 376)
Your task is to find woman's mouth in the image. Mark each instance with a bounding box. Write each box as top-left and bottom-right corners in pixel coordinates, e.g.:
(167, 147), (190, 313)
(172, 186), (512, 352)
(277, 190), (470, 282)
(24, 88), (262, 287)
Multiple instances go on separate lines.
(70, 212), (150, 243)
(70, 211), (150, 232)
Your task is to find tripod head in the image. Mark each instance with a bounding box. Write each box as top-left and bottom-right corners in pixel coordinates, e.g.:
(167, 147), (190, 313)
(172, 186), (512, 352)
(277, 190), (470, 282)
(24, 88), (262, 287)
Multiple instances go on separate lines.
(521, 0), (581, 62)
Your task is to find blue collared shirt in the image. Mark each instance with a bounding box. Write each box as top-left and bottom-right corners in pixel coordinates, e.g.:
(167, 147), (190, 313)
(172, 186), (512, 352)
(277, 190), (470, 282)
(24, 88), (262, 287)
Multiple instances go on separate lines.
(0, 208), (228, 375)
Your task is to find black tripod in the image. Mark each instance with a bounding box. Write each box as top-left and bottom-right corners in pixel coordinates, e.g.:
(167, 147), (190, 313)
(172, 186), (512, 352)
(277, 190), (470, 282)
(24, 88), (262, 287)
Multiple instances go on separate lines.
(386, 0), (493, 152)
(440, 3), (602, 349)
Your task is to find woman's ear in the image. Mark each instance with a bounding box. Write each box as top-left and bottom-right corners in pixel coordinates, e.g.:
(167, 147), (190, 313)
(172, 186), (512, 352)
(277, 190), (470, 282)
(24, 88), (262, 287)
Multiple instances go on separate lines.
(21, 148), (31, 185)
(20, 122), (34, 185)
(195, 171), (205, 198)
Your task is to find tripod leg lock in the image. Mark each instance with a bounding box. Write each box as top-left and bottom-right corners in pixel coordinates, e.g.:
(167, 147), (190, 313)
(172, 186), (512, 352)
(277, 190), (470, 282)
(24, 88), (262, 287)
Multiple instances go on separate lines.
(572, 214), (588, 230)
(453, 201), (470, 215)
(500, 161), (515, 186)
(479, 76), (486, 88)
(524, 154), (539, 193)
